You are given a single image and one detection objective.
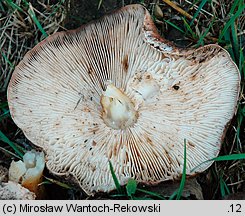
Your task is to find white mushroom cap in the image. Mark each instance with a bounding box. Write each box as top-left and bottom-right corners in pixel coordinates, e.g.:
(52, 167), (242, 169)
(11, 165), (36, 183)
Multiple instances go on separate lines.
(7, 4), (240, 194)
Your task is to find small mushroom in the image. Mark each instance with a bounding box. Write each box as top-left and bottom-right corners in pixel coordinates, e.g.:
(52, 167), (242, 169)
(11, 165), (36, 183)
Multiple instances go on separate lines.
(7, 4), (240, 194)
(8, 150), (45, 195)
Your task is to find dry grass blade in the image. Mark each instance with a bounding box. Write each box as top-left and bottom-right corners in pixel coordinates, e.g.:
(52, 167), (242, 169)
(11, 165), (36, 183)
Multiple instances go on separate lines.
(0, 130), (24, 158)
(28, 3), (48, 38)
(0, 0), (66, 92)
(184, 0), (214, 17)
(162, 0), (195, 21)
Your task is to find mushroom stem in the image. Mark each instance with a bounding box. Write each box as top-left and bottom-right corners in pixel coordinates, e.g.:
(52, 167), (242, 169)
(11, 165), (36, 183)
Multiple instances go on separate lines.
(101, 83), (137, 129)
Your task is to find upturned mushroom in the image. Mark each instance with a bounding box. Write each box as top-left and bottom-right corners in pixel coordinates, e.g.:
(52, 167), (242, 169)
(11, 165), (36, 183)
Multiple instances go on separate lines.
(7, 4), (240, 194)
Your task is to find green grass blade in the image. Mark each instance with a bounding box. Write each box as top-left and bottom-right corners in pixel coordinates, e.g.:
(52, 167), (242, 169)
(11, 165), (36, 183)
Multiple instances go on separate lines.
(212, 154), (245, 161)
(220, 177), (230, 198)
(22, 0), (29, 8)
(136, 188), (166, 200)
(168, 190), (178, 200)
(242, 105), (245, 116)
(182, 18), (197, 39)
(0, 1), (4, 11)
(224, 30), (235, 61)
(220, 177), (226, 197)
(168, 139), (187, 200)
(109, 160), (123, 194)
(4, 0), (24, 13)
(239, 48), (245, 76)
(191, 154), (245, 172)
(196, 18), (215, 47)
(219, 4), (245, 41)
(28, 4), (48, 38)
(231, 22), (239, 63)
(0, 130), (24, 158)
(163, 19), (185, 34)
(1, 51), (14, 69)
(224, 182), (230, 196)
(229, 0), (241, 15)
(126, 179), (137, 197)
(190, 0), (208, 26)
(176, 139), (187, 200)
(239, 0), (245, 8)
(0, 110), (10, 121)
(236, 108), (243, 147)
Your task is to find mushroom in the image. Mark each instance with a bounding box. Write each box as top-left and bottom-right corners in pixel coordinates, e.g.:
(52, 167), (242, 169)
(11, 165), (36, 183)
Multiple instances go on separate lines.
(7, 4), (240, 195)
(8, 150), (45, 195)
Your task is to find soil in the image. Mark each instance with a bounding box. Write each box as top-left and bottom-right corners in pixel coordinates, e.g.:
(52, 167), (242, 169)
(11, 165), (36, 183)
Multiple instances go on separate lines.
(63, 0), (138, 30)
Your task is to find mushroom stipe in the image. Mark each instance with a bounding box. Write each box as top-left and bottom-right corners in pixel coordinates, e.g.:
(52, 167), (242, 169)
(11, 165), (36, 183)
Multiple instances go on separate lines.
(7, 4), (240, 195)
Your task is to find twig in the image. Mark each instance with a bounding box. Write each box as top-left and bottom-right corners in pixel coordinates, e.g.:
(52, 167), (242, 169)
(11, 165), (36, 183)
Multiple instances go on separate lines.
(162, 0), (194, 21)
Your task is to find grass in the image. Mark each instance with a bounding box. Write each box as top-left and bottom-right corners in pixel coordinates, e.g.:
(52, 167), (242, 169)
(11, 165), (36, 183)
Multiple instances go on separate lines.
(154, 0), (244, 198)
(109, 161), (123, 195)
(0, 130), (24, 158)
(0, 0), (65, 89)
(0, 0), (66, 149)
(3, 0), (49, 38)
(109, 161), (167, 200)
(189, 0), (209, 26)
(0, 0), (244, 199)
(109, 140), (187, 200)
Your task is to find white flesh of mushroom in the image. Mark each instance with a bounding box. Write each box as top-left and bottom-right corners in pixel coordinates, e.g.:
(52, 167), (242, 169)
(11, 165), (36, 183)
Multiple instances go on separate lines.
(101, 83), (138, 129)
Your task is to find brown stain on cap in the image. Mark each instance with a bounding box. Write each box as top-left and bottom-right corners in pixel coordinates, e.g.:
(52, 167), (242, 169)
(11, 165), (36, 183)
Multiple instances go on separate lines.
(122, 54), (129, 73)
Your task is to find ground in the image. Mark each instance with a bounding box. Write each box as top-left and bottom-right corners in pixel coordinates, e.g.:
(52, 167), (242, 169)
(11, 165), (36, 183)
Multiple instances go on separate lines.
(0, 0), (244, 200)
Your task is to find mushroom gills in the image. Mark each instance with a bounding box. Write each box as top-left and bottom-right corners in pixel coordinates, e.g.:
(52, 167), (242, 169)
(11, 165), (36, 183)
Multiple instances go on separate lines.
(101, 83), (138, 129)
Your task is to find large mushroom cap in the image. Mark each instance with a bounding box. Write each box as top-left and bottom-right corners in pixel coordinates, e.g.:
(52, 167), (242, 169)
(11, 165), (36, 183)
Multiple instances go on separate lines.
(7, 4), (240, 194)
